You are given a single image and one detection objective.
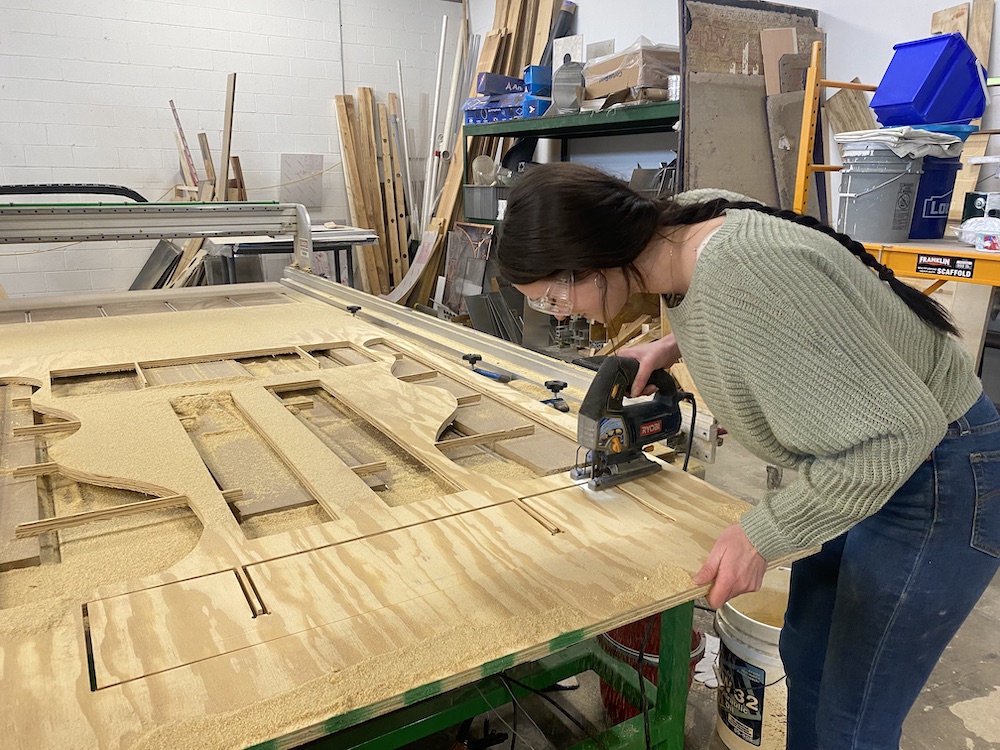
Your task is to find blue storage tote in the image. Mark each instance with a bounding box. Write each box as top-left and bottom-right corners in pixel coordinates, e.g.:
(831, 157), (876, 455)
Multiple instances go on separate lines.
(909, 155), (963, 239)
(871, 32), (987, 126)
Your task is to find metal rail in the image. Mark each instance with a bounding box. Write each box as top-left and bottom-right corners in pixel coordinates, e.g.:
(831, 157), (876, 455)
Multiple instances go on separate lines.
(0, 202), (316, 271)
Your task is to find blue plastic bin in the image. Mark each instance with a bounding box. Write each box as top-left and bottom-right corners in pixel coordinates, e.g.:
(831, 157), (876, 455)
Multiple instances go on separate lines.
(917, 123), (979, 141)
(872, 33), (987, 126)
(909, 155), (963, 239)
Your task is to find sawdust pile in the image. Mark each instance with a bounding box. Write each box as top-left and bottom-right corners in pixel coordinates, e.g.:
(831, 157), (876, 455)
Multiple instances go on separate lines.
(130, 607), (588, 750)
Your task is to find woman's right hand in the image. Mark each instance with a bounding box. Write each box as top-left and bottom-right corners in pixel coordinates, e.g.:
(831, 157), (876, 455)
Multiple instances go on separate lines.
(620, 333), (682, 397)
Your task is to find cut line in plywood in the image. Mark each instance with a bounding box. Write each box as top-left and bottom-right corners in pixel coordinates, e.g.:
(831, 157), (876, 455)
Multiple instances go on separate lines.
(172, 392), (335, 528)
(270, 385), (461, 506)
(86, 568), (265, 689)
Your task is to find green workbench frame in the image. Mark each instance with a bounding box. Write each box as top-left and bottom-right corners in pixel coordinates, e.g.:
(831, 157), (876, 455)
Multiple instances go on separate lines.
(249, 600), (694, 750)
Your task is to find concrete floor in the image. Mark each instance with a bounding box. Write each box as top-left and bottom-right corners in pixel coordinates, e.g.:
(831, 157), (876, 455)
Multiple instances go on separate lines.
(402, 438), (1000, 749)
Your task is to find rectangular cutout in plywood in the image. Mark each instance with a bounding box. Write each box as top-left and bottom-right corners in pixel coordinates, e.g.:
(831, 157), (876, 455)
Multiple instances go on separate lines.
(86, 568), (263, 689)
(28, 306), (105, 322)
(303, 343), (379, 368)
(50, 365), (142, 398)
(171, 392), (332, 525)
(270, 385), (461, 506)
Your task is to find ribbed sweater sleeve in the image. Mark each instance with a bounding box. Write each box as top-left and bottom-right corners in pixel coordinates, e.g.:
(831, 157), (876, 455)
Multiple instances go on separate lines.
(667, 209), (981, 560)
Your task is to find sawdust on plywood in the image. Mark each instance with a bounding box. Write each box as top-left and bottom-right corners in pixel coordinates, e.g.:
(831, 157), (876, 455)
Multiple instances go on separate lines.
(610, 563), (697, 611)
(240, 503), (332, 540)
(129, 606), (589, 750)
(0, 510), (201, 628)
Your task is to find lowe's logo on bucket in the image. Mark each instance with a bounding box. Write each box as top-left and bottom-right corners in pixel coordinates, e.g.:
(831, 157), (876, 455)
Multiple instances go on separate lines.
(921, 192), (953, 219)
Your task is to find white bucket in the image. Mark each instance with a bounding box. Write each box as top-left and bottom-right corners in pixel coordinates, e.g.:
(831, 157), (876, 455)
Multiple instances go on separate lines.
(836, 141), (924, 244)
(715, 568), (790, 750)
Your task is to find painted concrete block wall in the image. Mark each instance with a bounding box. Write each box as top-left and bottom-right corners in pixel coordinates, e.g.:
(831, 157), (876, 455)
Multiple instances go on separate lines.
(0, 0), (463, 297)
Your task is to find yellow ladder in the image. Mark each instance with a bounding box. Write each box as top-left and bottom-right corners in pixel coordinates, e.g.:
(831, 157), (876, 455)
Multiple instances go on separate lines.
(793, 40), (878, 214)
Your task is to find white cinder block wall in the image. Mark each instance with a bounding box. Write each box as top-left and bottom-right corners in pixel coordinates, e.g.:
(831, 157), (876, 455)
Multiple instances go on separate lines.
(0, 0), (463, 297)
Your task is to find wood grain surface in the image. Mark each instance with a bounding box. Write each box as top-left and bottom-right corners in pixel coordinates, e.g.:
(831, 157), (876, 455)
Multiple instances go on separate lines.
(0, 286), (792, 750)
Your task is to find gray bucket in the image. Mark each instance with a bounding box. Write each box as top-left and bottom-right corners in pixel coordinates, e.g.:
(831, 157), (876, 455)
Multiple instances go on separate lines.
(836, 142), (924, 243)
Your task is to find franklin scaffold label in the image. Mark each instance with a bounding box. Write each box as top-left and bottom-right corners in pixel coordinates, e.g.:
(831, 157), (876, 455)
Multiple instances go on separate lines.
(915, 255), (975, 279)
(718, 643), (766, 746)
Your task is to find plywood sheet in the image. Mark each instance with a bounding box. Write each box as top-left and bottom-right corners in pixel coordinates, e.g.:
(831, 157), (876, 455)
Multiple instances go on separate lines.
(687, 71), (780, 205)
(931, 3), (971, 36)
(683, 0), (819, 76)
(0, 286), (790, 750)
(767, 90), (819, 214)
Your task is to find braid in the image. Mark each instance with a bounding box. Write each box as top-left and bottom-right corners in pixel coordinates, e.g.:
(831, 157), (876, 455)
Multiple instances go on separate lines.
(659, 198), (958, 337)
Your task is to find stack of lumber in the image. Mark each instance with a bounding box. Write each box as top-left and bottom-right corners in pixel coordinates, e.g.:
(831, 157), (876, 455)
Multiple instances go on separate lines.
(159, 73), (244, 289)
(394, 0), (563, 308)
(335, 89), (411, 295)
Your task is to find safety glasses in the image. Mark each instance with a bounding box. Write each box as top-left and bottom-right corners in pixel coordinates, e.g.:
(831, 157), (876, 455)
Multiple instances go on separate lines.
(525, 270), (575, 315)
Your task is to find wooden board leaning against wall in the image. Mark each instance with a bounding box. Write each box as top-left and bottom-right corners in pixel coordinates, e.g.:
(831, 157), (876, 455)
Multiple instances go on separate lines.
(0, 285), (801, 750)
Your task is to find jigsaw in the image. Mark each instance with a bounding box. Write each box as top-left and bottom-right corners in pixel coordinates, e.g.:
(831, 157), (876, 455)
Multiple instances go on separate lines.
(572, 356), (695, 489)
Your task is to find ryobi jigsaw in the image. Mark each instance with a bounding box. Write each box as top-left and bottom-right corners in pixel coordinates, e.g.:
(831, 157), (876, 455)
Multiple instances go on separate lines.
(573, 356), (695, 490)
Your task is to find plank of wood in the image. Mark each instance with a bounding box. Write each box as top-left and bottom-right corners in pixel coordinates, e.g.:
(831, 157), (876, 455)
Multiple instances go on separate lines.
(357, 88), (391, 294)
(531, 0), (560, 66)
(12, 461), (58, 477)
(12, 421), (81, 437)
(169, 100), (198, 187)
(434, 424), (535, 449)
(931, 3), (971, 36)
(969, 0), (994, 64)
(230, 155), (248, 201)
(385, 97), (411, 276)
(825, 77), (876, 138)
(949, 132), (991, 221)
(384, 219), (445, 304)
(377, 103), (404, 287)
(15, 494), (190, 538)
(214, 73), (237, 202)
(335, 95), (380, 294)
(761, 28), (798, 97)
(173, 132), (197, 188)
(197, 132), (217, 183)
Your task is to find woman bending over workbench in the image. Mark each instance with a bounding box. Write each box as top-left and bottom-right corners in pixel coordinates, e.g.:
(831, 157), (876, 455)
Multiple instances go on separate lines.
(496, 162), (1000, 750)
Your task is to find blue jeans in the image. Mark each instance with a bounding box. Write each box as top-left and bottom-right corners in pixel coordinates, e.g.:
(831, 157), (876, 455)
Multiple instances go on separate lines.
(780, 391), (1000, 750)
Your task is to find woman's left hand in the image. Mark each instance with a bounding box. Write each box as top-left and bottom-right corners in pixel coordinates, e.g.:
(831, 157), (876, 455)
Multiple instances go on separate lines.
(692, 523), (768, 609)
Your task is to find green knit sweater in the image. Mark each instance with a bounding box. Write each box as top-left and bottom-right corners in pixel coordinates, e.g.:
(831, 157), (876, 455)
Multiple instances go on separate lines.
(665, 192), (982, 560)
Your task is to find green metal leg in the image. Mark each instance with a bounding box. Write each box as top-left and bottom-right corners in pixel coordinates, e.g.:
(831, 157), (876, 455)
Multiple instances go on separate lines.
(262, 601), (695, 750)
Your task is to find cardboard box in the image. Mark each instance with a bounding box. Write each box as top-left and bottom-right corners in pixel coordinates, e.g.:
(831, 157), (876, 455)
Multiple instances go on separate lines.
(523, 94), (551, 118)
(463, 94), (524, 124)
(583, 38), (680, 100)
(476, 72), (526, 96)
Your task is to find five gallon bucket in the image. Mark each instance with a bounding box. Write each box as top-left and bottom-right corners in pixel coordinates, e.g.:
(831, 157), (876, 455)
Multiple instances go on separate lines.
(598, 618), (705, 723)
(715, 568), (790, 750)
(837, 142), (923, 243)
(909, 155), (963, 239)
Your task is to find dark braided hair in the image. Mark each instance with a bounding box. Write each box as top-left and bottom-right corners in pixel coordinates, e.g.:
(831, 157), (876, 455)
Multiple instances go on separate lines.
(496, 162), (957, 336)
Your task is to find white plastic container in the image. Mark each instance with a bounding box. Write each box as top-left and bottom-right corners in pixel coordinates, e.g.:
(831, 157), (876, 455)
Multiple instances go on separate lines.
(715, 568), (790, 750)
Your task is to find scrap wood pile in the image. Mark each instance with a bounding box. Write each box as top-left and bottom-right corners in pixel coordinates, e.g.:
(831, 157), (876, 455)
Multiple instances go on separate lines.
(133, 73), (246, 290)
(377, 0), (567, 309)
